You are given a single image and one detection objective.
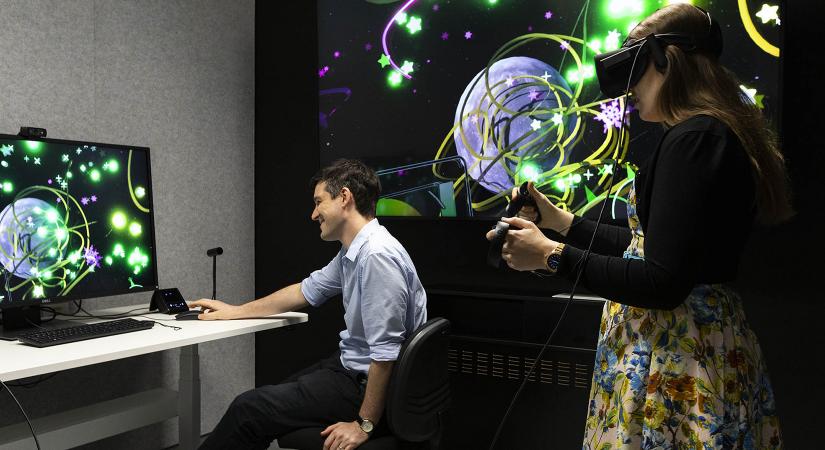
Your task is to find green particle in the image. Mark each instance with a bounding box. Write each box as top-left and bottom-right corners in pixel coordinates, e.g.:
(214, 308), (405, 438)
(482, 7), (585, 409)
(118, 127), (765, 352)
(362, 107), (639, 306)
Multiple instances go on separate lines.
(46, 209), (58, 223)
(43, 270), (52, 279)
(129, 222), (142, 237)
(112, 212), (127, 229)
(37, 227), (48, 238)
(24, 141), (43, 152)
(554, 179), (566, 191)
(105, 256), (113, 265)
(66, 171), (73, 179)
(135, 186), (146, 198)
(107, 159), (119, 172)
(388, 71), (403, 87)
(48, 248), (57, 257)
(573, 174), (582, 184)
(2, 181), (12, 193)
(394, 12), (408, 25)
(1, 161), (7, 168)
(55, 228), (67, 241)
(90, 169), (101, 182)
(519, 164), (541, 182)
(80, 165), (87, 172)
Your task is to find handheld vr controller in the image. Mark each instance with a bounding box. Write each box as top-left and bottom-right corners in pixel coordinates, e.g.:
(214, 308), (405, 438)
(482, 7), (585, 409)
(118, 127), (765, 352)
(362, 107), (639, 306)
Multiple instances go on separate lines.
(487, 182), (540, 269)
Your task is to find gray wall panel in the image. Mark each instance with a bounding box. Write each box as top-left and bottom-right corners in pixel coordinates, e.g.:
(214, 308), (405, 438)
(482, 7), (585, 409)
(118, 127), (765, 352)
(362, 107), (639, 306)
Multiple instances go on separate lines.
(0, 1), (255, 448)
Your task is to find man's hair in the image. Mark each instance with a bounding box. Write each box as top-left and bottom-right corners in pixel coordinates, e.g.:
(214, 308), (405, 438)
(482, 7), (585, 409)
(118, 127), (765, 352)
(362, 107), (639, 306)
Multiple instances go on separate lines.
(310, 159), (381, 218)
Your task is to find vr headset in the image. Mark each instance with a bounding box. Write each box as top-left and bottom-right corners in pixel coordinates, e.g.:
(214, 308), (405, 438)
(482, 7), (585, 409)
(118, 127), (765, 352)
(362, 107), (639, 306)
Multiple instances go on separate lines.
(594, 6), (723, 99)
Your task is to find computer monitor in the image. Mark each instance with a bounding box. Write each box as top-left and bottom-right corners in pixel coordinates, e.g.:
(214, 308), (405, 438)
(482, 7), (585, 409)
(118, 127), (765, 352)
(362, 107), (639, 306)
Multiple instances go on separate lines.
(318, 0), (782, 220)
(0, 134), (158, 334)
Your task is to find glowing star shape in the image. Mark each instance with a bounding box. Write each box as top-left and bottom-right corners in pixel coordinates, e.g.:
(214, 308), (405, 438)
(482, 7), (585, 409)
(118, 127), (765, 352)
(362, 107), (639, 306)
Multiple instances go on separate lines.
(755, 4), (780, 25)
(470, 115), (479, 125)
(530, 119), (542, 131)
(81, 197), (90, 205)
(464, 31), (473, 40)
(552, 114), (563, 126)
(406, 16), (422, 34)
(84, 245), (101, 267)
(33, 285), (44, 298)
(441, 32), (449, 40)
(60, 181), (68, 190)
(739, 84), (765, 109)
(541, 71), (552, 82)
(55, 175), (62, 183)
(606, 29), (622, 51)
(394, 12), (408, 25)
(378, 54), (391, 68)
(76, 148), (82, 155)
(598, 164), (614, 175)
(24, 155), (29, 162)
(594, 99), (630, 133)
(560, 40), (571, 51)
(583, 169), (594, 180)
(0, 144), (13, 157)
(527, 90), (541, 101)
(544, 10), (553, 20)
(91, 195), (97, 202)
(505, 76), (515, 87)
(400, 60), (415, 75)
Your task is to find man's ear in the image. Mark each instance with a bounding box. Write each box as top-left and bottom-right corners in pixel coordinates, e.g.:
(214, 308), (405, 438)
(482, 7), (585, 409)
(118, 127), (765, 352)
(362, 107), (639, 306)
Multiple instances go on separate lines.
(339, 187), (354, 208)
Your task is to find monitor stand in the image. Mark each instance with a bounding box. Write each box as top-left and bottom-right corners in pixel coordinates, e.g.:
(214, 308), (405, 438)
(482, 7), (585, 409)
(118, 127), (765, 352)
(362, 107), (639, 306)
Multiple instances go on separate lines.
(0, 305), (75, 340)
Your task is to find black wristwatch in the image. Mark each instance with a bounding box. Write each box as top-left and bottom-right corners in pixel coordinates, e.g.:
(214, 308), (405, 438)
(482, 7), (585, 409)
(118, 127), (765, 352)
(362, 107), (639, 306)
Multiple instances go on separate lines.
(358, 416), (374, 436)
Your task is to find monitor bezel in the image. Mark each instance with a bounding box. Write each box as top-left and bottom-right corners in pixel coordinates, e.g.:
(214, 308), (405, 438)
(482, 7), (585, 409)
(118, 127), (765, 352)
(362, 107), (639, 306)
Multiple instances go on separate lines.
(0, 133), (160, 310)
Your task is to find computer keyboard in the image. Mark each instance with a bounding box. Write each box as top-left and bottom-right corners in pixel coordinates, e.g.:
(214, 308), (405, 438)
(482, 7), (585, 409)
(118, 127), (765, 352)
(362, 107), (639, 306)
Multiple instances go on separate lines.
(16, 318), (155, 347)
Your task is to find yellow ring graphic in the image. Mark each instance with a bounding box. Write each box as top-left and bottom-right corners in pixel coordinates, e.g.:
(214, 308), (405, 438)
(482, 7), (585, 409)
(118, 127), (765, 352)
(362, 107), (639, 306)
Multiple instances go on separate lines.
(738, 0), (780, 57)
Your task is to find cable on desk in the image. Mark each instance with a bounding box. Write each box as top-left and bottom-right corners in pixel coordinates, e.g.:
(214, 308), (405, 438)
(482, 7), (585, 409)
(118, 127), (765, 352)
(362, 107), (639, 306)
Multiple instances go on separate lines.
(0, 378), (41, 450)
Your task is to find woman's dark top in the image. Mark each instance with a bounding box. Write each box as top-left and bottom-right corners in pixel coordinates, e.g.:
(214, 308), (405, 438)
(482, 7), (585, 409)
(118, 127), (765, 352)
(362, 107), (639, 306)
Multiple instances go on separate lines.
(556, 115), (756, 309)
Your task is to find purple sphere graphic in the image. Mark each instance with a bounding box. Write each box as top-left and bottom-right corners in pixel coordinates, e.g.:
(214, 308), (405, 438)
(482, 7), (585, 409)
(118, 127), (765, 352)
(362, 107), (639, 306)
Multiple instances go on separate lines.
(453, 56), (575, 193)
(0, 198), (59, 279)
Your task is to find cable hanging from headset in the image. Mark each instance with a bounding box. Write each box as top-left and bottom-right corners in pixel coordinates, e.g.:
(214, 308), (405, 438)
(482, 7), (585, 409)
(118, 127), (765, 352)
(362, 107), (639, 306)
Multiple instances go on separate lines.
(488, 39), (647, 450)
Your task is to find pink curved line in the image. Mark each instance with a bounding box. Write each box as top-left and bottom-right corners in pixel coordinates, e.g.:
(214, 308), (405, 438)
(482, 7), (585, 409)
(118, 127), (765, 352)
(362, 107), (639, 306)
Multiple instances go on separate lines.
(382, 0), (418, 80)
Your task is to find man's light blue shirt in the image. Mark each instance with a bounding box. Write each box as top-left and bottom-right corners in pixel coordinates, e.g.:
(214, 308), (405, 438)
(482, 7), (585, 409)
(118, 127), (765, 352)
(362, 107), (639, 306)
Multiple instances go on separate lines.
(300, 219), (427, 374)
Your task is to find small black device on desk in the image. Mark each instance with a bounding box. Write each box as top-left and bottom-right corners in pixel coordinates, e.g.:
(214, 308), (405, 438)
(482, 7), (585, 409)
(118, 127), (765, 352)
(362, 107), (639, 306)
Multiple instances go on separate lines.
(16, 318), (155, 348)
(487, 181), (540, 268)
(149, 288), (189, 314)
(175, 309), (203, 321)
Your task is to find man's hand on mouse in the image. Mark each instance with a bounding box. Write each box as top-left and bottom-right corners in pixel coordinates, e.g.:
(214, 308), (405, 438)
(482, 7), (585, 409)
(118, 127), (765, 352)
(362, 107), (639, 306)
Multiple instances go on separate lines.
(187, 299), (242, 320)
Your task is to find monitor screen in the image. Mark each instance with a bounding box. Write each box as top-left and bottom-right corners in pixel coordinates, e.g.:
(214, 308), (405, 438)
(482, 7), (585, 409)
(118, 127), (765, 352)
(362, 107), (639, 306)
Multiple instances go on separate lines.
(0, 135), (158, 309)
(318, 0), (782, 219)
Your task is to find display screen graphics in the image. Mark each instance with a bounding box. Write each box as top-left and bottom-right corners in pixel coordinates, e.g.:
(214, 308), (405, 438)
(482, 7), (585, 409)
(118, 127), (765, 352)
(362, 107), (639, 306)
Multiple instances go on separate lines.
(318, 0), (782, 219)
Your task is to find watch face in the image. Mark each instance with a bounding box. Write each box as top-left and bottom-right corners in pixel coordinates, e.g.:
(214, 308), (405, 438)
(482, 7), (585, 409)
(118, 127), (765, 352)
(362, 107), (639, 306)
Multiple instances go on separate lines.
(360, 419), (374, 433)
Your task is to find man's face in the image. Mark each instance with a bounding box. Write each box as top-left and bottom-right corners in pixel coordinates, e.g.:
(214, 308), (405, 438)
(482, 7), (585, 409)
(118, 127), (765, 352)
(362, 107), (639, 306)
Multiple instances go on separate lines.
(311, 181), (344, 241)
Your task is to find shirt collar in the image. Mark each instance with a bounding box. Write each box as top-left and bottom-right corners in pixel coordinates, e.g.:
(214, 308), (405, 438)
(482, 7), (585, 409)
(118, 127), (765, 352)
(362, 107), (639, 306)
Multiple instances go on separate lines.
(344, 219), (379, 262)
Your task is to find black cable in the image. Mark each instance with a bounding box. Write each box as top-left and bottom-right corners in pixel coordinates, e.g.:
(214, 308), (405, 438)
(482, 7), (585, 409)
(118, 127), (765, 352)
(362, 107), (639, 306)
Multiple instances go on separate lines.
(488, 40), (646, 450)
(0, 378), (41, 450)
(212, 255), (217, 300)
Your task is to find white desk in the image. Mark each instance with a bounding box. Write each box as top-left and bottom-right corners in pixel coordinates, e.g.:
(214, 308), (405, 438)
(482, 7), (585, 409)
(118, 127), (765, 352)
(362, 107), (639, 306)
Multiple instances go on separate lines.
(0, 305), (308, 450)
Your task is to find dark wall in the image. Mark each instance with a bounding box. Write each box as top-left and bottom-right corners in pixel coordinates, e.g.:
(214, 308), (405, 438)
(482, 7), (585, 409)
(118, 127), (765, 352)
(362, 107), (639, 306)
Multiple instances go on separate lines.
(256, 1), (824, 447)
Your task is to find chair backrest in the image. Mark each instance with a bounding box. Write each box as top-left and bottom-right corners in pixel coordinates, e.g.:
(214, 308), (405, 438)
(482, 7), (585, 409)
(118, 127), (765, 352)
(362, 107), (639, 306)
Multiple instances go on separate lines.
(385, 317), (451, 443)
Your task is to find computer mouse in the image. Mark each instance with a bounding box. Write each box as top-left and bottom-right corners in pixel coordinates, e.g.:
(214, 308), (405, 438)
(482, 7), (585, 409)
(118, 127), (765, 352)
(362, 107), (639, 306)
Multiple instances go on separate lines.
(175, 309), (203, 321)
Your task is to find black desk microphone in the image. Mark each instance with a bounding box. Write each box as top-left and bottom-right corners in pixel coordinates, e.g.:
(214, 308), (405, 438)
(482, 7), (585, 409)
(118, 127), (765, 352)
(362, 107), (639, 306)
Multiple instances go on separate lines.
(207, 247), (223, 299)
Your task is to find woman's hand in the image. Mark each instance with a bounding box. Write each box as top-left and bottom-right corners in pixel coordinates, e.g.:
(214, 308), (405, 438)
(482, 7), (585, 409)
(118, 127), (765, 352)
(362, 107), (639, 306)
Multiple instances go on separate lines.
(486, 216), (559, 271)
(511, 182), (574, 235)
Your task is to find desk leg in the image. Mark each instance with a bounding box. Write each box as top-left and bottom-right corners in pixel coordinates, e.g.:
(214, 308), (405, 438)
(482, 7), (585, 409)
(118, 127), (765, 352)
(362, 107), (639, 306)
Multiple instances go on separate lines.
(179, 344), (201, 449)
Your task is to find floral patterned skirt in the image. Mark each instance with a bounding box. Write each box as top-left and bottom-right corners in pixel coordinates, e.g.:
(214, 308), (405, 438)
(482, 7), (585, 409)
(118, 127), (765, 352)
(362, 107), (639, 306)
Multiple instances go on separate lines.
(582, 284), (783, 449)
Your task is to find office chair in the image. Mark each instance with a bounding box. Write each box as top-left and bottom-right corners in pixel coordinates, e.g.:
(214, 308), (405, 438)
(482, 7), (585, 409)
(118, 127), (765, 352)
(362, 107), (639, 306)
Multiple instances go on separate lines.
(278, 317), (451, 450)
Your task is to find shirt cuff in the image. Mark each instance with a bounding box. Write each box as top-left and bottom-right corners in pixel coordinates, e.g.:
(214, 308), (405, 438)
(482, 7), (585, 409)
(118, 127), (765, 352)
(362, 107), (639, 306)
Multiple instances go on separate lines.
(369, 343), (402, 362)
(300, 278), (323, 307)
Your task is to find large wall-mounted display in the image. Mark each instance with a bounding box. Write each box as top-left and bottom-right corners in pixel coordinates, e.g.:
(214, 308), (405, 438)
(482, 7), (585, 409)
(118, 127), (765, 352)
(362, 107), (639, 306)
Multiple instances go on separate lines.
(318, 0), (782, 219)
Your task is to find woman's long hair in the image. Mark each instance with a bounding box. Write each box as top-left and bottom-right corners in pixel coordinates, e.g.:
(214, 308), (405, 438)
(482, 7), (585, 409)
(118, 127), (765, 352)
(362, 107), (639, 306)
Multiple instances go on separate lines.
(631, 4), (793, 224)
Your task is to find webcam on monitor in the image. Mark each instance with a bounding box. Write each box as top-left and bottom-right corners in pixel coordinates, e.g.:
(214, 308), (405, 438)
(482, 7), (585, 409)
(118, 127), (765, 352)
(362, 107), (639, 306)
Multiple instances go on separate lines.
(18, 126), (47, 138)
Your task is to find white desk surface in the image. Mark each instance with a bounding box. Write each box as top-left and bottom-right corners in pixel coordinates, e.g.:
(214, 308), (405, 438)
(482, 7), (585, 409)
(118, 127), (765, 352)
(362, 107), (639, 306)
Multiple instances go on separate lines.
(0, 305), (308, 381)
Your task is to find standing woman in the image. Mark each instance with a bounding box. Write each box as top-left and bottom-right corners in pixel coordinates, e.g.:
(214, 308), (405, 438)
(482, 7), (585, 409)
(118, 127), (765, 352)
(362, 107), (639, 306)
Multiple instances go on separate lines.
(488, 4), (789, 448)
